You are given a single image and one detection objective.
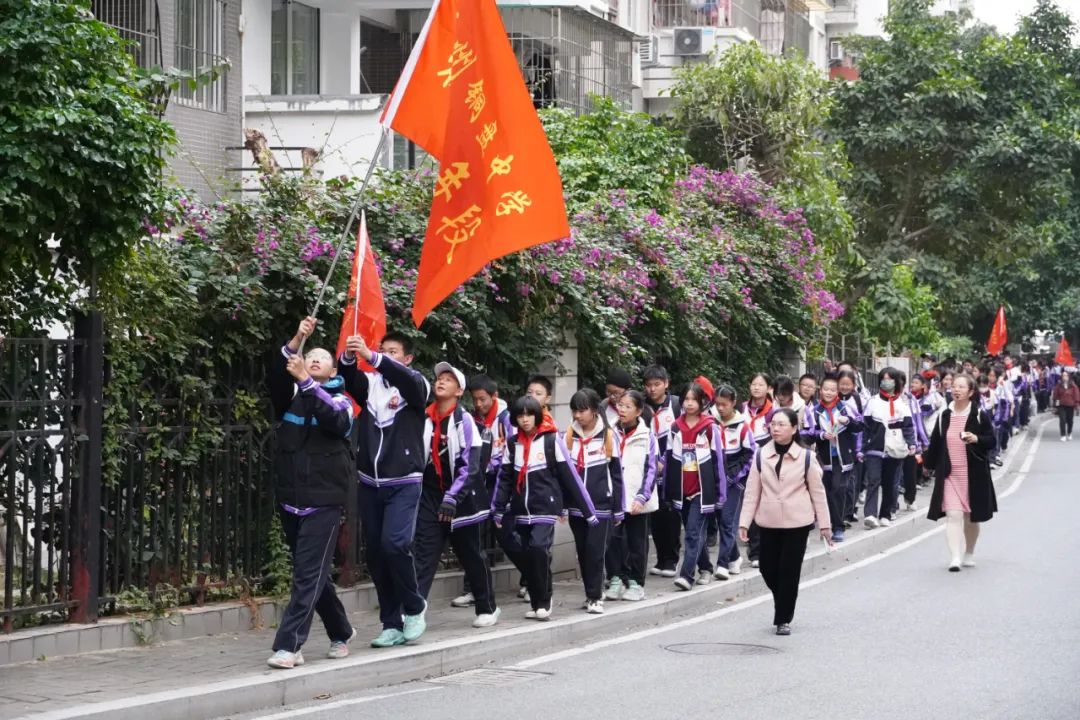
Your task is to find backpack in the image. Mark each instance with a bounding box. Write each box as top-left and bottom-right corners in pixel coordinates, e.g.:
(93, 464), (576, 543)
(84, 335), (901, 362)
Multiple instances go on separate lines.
(756, 445), (812, 480)
(565, 427), (615, 461)
(505, 431), (558, 480)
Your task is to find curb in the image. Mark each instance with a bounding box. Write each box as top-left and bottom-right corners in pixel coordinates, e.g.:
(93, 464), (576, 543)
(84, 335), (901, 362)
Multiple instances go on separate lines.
(18, 420), (1045, 720)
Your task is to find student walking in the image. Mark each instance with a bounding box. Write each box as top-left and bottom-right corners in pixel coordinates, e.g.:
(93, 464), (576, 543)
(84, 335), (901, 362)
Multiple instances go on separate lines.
(1052, 371), (1080, 441)
(802, 375), (862, 543)
(710, 386), (754, 579)
(566, 389), (624, 614)
(339, 332), (430, 648)
(739, 408), (832, 636)
(837, 369), (865, 526)
(861, 367), (916, 528)
(643, 365), (682, 577)
(266, 318), (355, 669)
(924, 373), (998, 571)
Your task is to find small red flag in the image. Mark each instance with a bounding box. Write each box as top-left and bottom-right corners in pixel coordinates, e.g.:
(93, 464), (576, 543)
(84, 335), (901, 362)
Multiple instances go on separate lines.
(380, 0), (570, 326)
(336, 211), (386, 380)
(1057, 338), (1075, 368)
(987, 306), (1008, 356)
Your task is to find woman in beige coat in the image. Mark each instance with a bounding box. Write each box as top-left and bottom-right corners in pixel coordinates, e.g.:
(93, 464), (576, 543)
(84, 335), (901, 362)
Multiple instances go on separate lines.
(738, 408), (832, 635)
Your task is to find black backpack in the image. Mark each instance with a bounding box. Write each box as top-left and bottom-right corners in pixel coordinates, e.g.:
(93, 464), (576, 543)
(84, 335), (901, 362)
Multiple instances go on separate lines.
(756, 446), (813, 481)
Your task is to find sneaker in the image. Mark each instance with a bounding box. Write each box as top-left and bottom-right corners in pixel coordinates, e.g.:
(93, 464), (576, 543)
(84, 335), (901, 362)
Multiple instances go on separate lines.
(622, 581), (645, 601)
(451, 592), (475, 608)
(585, 599), (604, 614)
(750, 559), (760, 569)
(879, 516), (892, 527)
(832, 530), (845, 543)
(604, 577), (625, 601)
(327, 628), (356, 659)
(370, 628), (407, 648)
(904, 502), (918, 512)
(713, 565), (730, 580)
(472, 607), (501, 628)
(660, 568), (678, 578)
(775, 623), (791, 636)
(728, 557), (743, 575)
(649, 566), (664, 576)
(535, 605), (552, 621)
(518, 586), (530, 602)
(1070, 434), (1074, 441)
(525, 609), (538, 620)
(267, 649), (305, 669)
(842, 520), (853, 530)
(696, 570), (713, 586)
(948, 560), (962, 573)
(403, 601), (427, 642)
(858, 491), (866, 505)
(1063, 437), (1069, 442)
(962, 553), (976, 568)
(864, 516), (879, 529)
(673, 577), (693, 591)
(993, 457), (1004, 466)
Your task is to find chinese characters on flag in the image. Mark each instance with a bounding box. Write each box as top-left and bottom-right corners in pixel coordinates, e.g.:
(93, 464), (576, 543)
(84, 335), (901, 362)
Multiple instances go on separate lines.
(380, 0), (570, 326)
(987, 305), (1008, 356)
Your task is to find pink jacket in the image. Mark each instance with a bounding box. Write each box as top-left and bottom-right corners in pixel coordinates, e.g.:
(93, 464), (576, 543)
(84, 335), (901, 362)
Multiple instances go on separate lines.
(739, 442), (831, 530)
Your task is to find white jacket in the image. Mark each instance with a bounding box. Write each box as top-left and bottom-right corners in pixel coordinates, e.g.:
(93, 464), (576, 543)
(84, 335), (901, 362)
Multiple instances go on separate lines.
(617, 418), (659, 513)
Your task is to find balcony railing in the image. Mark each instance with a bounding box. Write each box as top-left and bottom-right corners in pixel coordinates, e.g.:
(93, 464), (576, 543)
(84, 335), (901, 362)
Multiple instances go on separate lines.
(90, 0), (163, 70)
(653, 0), (762, 37)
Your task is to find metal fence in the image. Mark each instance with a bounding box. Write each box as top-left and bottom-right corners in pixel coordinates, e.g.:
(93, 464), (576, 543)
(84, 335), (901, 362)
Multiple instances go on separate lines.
(652, 0), (763, 37)
(805, 331), (881, 393)
(91, 0), (163, 70)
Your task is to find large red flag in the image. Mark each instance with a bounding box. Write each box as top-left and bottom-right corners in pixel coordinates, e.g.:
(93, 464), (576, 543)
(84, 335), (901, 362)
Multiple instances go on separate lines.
(1057, 338), (1075, 367)
(987, 306), (1008, 356)
(380, 0), (570, 326)
(336, 211), (386, 377)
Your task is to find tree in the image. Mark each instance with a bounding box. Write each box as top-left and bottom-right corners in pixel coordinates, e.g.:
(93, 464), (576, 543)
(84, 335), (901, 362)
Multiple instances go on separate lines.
(667, 42), (856, 265)
(0, 0), (174, 334)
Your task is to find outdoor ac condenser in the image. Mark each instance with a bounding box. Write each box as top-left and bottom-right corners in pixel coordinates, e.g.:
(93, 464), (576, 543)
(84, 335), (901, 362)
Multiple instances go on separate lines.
(673, 27), (716, 57)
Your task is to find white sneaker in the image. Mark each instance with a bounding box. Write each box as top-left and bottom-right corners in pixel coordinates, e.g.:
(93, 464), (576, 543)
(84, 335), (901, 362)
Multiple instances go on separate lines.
(267, 649), (305, 669)
(1071, 434), (1075, 441)
(451, 591), (475, 608)
(649, 566), (664, 576)
(1063, 436), (1069, 442)
(728, 557), (743, 575)
(585, 599), (604, 614)
(535, 606), (552, 621)
(327, 628), (356, 659)
(962, 554), (976, 568)
(472, 607), (501, 628)
(948, 558), (962, 572)
(604, 577), (625, 601)
(525, 609), (538, 620)
(864, 516), (880, 529)
(879, 516), (893, 527)
(622, 581), (645, 601)
(858, 491), (867, 505)
(696, 570), (713, 586)
(660, 568), (677, 578)
(750, 559), (760, 569)
(713, 565), (730, 580)
(673, 577), (693, 591)
(518, 587), (530, 602)
(904, 502), (918, 512)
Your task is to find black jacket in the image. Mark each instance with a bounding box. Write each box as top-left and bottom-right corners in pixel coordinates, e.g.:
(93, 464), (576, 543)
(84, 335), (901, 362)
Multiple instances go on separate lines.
(492, 429), (598, 527)
(268, 345), (353, 507)
(924, 405), (998, 523)
(338, 351), (430, 487)
(424, 405), (489, 529)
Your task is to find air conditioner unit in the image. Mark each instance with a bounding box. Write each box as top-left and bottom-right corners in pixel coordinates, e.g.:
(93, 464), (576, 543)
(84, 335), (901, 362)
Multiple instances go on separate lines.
(673, 27), (716, 57)
(638, 35), (659, 65)
(829, 40), (844, 61)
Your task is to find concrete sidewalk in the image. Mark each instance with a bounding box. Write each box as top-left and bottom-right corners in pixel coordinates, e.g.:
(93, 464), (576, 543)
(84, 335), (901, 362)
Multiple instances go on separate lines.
(0, 423), (1044, 720)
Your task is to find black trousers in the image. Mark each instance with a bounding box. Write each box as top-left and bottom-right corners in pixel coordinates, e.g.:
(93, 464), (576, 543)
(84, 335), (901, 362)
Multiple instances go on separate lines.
(651, 505), (682, 571)
(413, 485), (497, 615)
(822, 456), (847, 533)
(1060, 406), (1075, 437)
(1020, 395), (1032, 427)
(273, 507), (352, 653)
(758, 525), (811, 626)
(901, 455), (918, 506)
(1037, 391), (1049, 413)
(502, 523), (555, 611)
(570, 516), (612, 601)
(605, 513), (650, 586)
(748, 522), (762, 561)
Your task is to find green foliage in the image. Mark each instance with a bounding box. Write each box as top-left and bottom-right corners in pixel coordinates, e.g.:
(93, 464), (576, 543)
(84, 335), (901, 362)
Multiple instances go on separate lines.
(0, 0), (174, 334)
(262, 513), (293, 599)
(849, 263), (942, 353)
(667, 43), (857, 266)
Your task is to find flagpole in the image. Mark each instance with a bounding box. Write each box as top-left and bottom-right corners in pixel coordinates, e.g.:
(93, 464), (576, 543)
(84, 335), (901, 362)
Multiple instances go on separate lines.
(300, 127), (390, 354)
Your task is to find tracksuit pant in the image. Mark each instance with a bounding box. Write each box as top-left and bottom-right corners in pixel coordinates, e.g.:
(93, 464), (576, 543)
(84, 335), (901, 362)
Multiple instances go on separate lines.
(1060, 406), (1076, 438)
(570, 516), (612, 602)
(606, 513), (650, 586)
(863, 454), (901, 521)
(502, 522), (555, 611)
(651, 504), (682, 572)
(357, 482), (425, 631)
(758, 525), (812, 626)
(1020, 395), (1031, 427)
(844, 461), (860, 522)
(273, 507), (352, 653)
(822, 457), (847, 534)
(716, 481), (744, 568)
(413, 484), (496, 616)
(900, 455), (918, 507)
(679, 496), (710, 582)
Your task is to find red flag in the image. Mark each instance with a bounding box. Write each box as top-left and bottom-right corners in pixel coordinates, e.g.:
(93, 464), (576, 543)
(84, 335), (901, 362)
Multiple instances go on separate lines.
(381, 0), (570, 326)
(1057, 338), (1075, 368)
(986, 306), (1007, 356)
(336, 211), (386, 379)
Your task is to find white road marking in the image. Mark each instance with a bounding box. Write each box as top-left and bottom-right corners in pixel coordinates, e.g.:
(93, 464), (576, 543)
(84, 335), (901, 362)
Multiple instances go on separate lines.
(250, 686), (443, 720)
(512, 419), (1050, 670)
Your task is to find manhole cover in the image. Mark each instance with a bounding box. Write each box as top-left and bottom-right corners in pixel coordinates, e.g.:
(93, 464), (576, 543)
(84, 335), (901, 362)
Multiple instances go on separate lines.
(663, 642), (781, 656)
(428, 668), (552, 687)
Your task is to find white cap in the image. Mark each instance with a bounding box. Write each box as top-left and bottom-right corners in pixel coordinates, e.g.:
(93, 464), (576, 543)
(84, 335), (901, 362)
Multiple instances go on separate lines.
(434, 361), (466, 389)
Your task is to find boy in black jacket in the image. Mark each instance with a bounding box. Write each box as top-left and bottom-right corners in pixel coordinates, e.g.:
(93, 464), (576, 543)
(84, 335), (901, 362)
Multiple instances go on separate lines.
(266, 317), (355, 669)
(339, 331), (431, 648)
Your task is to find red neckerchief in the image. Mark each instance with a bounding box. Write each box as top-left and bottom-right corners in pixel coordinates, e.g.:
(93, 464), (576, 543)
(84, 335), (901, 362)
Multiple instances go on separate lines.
(820, 397), (840, 426)
(651, 397), (670, 435)
(880, 391), (898, 416)
(619, 422), (637, 455)
(479, 403), (499, 429)
(426, 402), (457, 488)
(746, 397), (773, 434)
(572, 425), (599, 474)
(517, 414), (558, 491)
(912, 388), (925, 399)
(675, 414), (715, 449)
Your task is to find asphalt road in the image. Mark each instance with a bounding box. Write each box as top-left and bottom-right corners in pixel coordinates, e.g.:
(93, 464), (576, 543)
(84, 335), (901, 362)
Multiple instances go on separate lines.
(229, 420), (1080, 720)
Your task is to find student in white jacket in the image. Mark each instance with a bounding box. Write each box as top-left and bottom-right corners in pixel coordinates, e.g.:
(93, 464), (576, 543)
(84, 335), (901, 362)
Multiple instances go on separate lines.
(605, 390), (659, 602)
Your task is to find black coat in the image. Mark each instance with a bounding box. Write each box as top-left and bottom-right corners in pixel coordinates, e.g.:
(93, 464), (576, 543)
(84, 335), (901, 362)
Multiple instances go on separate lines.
(924, 406), (998, 523)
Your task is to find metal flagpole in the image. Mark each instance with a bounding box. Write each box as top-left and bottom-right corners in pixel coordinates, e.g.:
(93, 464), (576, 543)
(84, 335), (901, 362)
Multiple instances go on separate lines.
(299, 127), (389, 354)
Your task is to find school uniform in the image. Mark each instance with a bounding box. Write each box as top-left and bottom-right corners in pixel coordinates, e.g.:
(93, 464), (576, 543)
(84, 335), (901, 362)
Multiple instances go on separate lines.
(977, 390), (1001, 460)
(338, 351), (430, 631)
(839, 391), (866, 522)
(989, 383), (1012, 452)
(1012, 372), (1032, 428)
(712, 411), (755, 570)
(861, 393), (916, 522)
(268, 345), (354, 654)
(413, 405), (496, 617)
(566, 422), (623, 602)
(492, 418), (598, 611)
(897, 390), (930, 510)
(603, 399), (622, 428)
(665, 416), (727, 583)
(646, 395), (682, 573)
(802, 399), (863, 535)
(606, 418), (659, 587)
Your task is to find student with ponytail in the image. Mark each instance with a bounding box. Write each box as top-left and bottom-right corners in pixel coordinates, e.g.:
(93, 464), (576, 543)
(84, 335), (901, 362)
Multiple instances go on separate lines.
(860, 367), (916, 528)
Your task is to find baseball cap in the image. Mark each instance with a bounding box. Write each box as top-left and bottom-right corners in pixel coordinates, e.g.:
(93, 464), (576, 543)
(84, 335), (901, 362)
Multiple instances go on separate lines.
(434, 362), (466, 389)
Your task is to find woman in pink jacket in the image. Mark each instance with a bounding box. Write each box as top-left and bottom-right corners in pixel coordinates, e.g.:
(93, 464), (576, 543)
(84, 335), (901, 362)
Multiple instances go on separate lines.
(738, 408), (832, 635)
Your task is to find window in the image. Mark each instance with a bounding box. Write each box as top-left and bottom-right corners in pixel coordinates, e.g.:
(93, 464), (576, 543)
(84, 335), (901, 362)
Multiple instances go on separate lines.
(829, 39), (844, 61)
(175, 0), (228, 112)
(271, 0), (320, 95)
